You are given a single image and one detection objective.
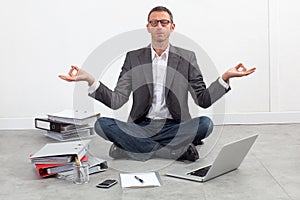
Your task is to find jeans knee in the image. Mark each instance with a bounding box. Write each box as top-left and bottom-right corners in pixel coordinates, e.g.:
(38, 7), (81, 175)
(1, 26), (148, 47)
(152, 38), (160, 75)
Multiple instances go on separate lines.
(94, 117), (114, 139)
(200, 116), (214, 138)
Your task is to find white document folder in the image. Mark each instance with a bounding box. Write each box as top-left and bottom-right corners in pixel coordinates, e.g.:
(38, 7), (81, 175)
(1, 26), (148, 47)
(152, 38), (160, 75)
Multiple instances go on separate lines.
(30, 139), (91, 163)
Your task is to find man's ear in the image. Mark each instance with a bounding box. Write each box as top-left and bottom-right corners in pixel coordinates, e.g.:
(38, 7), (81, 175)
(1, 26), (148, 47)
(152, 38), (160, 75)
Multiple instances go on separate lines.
(146, 24), (151, 33)
(171, 23), (175, 32)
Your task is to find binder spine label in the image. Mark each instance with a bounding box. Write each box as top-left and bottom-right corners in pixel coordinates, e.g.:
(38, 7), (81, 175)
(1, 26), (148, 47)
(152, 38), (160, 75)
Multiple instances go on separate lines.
(35, 118), (51, 131)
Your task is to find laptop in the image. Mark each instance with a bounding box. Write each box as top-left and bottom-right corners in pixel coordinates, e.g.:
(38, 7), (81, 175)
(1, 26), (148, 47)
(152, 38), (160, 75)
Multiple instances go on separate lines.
(166, 134), (258, 182)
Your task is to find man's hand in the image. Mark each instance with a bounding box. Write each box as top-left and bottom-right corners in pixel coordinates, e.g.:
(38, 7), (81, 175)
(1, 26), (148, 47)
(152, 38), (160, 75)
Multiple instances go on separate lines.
(58, 66), (95, 86)
(222, 63), (256, 82)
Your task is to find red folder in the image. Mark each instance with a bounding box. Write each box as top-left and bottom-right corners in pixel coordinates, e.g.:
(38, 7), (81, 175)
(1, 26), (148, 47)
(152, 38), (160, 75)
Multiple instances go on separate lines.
(34, 155), (88, 178)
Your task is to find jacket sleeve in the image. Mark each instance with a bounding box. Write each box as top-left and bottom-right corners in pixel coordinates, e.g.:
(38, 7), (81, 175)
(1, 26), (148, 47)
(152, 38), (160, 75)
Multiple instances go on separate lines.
(188, 52), (230, 108)
(88, 53), (132, 110)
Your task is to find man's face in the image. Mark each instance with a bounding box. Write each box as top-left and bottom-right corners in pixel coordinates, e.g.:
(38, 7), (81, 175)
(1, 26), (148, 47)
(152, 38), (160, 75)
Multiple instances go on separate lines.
(147, 11), (175, 43)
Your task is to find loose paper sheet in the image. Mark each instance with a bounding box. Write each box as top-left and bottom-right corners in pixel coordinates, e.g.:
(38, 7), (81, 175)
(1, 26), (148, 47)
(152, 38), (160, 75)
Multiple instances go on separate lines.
(120, 172), (161, 188)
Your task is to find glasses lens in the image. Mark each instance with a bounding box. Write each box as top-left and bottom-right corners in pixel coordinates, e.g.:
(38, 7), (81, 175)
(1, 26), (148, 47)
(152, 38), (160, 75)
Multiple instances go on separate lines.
(160, 20), (170, 26)
(149, 20), (158, 27)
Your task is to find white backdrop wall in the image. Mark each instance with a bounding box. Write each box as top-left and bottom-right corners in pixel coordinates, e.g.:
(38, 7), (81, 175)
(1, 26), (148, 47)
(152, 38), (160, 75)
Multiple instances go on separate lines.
(0, 0), (300, 129)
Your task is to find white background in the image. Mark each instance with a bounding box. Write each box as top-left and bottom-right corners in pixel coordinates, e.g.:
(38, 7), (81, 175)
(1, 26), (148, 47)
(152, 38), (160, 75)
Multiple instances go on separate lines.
(1, 0), (299, 128)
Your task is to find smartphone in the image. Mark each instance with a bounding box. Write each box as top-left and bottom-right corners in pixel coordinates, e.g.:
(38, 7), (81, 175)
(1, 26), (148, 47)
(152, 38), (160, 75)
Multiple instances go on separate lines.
(96, 179), (118, 188)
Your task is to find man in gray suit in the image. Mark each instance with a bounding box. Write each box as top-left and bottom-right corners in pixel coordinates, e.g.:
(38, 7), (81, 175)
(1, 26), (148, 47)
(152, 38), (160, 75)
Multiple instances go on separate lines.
(59, 6), (255, 162)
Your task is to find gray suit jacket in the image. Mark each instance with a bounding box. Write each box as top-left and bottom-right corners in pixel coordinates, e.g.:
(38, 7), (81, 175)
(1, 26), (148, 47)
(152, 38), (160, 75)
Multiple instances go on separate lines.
(89, 45), (230, 123)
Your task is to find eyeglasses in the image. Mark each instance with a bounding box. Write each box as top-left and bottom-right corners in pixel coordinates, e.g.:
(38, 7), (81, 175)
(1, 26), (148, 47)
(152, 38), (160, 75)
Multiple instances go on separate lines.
(148, 19), (171, 27)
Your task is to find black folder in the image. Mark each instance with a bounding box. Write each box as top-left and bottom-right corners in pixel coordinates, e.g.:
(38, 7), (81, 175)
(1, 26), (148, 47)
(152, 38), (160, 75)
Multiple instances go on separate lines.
(34, 118), (88, 132)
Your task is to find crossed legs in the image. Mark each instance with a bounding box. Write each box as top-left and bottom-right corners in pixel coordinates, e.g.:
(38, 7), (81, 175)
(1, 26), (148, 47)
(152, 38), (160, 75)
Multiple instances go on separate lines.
(94, 116), (213, 161)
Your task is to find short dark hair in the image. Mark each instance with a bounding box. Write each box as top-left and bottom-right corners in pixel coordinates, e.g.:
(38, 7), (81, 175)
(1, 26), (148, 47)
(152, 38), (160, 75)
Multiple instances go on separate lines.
(147, 6), (174, 23)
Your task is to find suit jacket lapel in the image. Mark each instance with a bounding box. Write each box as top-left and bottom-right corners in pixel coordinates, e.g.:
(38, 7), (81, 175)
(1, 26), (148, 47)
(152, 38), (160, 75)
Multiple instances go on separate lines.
(165, 45), (180, 96)
(138, 47), (153, 96)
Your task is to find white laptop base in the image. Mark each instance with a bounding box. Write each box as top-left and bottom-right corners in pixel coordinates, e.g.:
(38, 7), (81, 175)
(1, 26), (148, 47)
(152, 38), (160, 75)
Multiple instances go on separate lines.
(166, 134), (258, 182)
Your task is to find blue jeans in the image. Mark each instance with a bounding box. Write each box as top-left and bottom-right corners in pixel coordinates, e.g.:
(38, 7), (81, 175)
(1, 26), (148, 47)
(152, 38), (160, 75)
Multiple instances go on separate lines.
(94, 116), (213, 161)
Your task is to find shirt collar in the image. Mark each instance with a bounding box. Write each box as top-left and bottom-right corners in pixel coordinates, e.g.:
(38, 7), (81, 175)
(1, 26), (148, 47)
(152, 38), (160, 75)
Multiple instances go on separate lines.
(151, 44), (169, 61)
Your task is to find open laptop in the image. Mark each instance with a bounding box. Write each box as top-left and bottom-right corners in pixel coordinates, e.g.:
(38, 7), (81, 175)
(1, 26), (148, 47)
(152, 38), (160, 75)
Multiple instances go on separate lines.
(166, 134), (258, 182)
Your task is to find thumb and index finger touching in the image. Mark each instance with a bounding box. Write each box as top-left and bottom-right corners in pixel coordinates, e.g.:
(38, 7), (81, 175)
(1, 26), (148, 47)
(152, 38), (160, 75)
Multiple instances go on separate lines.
(58, 65), (80, 82)
(235, 63), (256, 76)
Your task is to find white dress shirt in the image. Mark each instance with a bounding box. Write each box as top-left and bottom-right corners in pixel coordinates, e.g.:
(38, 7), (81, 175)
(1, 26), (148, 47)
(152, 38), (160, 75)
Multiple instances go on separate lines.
(146, 45), (173, 119)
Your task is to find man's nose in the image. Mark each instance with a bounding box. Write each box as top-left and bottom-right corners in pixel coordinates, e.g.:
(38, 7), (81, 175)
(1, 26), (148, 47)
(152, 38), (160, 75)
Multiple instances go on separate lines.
(156, 21), (163, 28)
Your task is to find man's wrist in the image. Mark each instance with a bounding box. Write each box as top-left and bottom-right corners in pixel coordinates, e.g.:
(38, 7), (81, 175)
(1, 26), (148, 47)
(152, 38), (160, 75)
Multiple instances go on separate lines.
(222, 72), (230, 83)
(87, 76), (95, 87)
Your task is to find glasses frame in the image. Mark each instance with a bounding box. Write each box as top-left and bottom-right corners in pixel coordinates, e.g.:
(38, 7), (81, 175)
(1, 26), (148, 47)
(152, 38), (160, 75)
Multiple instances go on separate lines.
(148, 19), (171, 27)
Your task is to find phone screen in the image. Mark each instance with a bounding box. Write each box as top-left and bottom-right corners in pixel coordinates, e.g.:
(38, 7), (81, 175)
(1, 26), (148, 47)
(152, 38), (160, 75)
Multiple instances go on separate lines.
(96, 179), (118, 188)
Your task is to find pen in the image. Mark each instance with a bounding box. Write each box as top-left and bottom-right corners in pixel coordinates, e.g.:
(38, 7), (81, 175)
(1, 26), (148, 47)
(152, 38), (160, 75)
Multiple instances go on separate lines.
(134, 175), (144, 183)
(75, 156), (80, 179)
(75, 156), (79, 166)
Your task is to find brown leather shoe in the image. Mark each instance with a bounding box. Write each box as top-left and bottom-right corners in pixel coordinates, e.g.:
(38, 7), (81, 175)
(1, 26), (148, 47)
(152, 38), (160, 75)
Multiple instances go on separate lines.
(109, 143), (129, 159)
(177, 144), (199, 162)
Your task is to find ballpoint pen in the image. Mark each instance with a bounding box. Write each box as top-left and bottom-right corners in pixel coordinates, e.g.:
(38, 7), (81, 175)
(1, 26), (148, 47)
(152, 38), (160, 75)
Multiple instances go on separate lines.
(134, 175), (144, 183)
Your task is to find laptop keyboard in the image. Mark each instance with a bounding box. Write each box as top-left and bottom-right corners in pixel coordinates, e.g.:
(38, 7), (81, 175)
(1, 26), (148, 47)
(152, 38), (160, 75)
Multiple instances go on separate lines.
(188, 165), (211, 177)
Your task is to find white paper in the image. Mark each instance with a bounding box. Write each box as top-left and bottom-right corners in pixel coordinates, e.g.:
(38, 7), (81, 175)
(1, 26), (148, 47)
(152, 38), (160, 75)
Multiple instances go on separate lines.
(120, 172), (161, 188)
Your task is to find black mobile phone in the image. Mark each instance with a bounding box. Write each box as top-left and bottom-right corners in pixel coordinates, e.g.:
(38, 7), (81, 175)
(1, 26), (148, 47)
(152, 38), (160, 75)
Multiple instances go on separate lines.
(96, 179), (118, 188)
